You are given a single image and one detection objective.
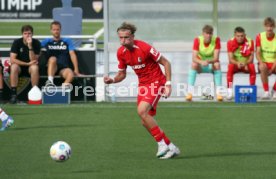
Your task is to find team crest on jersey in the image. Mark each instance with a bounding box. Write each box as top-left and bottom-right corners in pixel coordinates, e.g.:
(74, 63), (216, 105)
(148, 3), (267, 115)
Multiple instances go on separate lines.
(92, 1), (103, 13)
(20, 48), (23, 53)
(1, 58), (30, 95)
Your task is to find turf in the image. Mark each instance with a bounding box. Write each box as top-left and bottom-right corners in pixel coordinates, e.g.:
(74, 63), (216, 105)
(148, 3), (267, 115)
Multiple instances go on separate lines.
(0, 102), (276, 179)
(0, 22), (104, 48)
(0, 22), (103, 36)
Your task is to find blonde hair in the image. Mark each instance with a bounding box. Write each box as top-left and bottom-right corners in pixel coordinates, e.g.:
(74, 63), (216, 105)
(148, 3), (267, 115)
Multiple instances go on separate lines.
(117, 22), (137, 34)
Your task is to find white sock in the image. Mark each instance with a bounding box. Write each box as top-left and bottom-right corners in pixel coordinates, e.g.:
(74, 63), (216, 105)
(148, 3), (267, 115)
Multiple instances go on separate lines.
(228, 88), (233, 95)
(0, 110), (9, 121)
(157, 139), (166, 146)
(48, 76), (54, 83)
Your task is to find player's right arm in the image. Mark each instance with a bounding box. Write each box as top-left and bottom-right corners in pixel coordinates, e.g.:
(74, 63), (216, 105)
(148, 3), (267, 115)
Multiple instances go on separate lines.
(192, 38), (208, 66)
(255, 34), (263, 65)
(104, 49), (127, 84)
(10, 52), (36, 66)
(227, 40), (242, 68)
(104, 70), (126, 84)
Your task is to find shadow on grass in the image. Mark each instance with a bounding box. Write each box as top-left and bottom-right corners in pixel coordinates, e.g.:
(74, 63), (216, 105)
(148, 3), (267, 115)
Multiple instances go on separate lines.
(176, 151), (276, 160)
(8, 124), (95, 131)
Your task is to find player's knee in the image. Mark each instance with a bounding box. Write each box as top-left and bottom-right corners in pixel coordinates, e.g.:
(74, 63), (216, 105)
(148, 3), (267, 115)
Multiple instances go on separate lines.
(10, 64), (19, 74)
(137, 108), (147, 119)
(30, 64), (39, 72)
(259, 63), (267, 72)
(191, 62), (199, 69)
(213, 62), (220, 70)
(48, 57), (57, 64)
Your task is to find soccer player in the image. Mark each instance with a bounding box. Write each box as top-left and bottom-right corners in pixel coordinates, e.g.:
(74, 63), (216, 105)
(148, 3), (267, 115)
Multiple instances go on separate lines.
(0, 108), (14, 131)
(104, 22), (180, 159)
(41, 21), (81, 86)
(226, 27), (256, 100)
(186, 25), (222, 101)
(256, 17), (276, 99)
(10, 25), (41, 104)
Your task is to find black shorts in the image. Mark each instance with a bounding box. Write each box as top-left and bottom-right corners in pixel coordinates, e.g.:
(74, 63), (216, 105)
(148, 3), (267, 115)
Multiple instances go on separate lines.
(56, 56), (71, 75)
(19, 66), (30, 77)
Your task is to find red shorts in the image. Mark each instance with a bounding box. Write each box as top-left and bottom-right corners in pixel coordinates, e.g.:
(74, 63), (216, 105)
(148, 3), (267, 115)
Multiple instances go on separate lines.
(137, 79), (166, 116)
(258, 62), (276, 74)
(231, 64), (249, 73)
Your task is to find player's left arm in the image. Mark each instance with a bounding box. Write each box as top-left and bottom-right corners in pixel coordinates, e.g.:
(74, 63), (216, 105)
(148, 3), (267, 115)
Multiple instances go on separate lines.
(245, 40), (254, 65)
(208, 37), (220, 64)
(158, 56), (172, 98)
(208, 49), (220, 64)
(27, 38), (40, 63)
(69, 50), (81, 76)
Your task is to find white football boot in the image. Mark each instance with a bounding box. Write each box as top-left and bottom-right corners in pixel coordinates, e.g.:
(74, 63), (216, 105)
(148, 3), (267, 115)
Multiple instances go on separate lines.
(261, 91), (270, 99)
(160, 143), (180, 159)
(156, 142), (169, 158)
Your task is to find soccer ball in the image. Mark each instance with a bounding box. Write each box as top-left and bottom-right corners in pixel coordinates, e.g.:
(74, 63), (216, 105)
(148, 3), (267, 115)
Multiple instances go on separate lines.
(50, 141), (72, 162)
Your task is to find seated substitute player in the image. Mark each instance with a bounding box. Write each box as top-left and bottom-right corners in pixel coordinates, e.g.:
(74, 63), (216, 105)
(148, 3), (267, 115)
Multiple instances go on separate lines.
(104, 22), (180, 159)
(0, 108), (14, 131)
(41, 21), (81, 86)
(186, 25), (223, 101)
(10, 25), (41, 104)
(226, 26), (256, 100)
(256, 17), (276, 99)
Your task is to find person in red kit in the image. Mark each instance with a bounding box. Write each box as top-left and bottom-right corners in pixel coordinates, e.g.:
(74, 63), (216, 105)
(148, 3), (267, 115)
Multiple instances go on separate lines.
(226, 26), (256, 100)
(104, 22), (180, 159)
(256, 17), (276, 99)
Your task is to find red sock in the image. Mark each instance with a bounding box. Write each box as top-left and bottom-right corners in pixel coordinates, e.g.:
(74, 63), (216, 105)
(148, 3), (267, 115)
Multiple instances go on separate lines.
(248, 63), (256, 85)
(263, 83), (269, 91)
(227, 64), (235, 88)
(273, 82), (276, 91)
(150, 126), (164, 142)
(163, 134), (171, 145)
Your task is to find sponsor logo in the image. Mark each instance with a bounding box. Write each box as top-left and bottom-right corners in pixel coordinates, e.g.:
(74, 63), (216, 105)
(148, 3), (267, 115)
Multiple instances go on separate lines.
(131, 64), (145, 70)
(48, 45), (67, 50)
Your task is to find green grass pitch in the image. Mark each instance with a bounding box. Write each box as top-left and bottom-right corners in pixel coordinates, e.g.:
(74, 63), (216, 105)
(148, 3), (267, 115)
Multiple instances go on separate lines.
(0, 102), (276, 179)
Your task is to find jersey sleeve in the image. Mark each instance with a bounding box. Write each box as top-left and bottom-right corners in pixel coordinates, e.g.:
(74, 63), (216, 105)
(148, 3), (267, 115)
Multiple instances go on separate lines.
(215, 37), (221, 49)
(117, 50), (127, 71)
(250, 40), (254, 51)
(227, 40), (233, 52)
(40, 39), (48, 48)
(193, 38), (200, 51)
(256, 34), (261, 47)
(33, 39), (41, 55)
(148, 46), (161, 62)
(66, 38), (76, 51)
(10, 40), (18, 54)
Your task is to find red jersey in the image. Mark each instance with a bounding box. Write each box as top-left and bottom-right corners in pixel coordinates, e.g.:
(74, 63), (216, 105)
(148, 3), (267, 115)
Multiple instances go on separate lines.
(117, 40), (166, 85)
(227, 38), (254, 53)
(193, 37), (221, 51)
